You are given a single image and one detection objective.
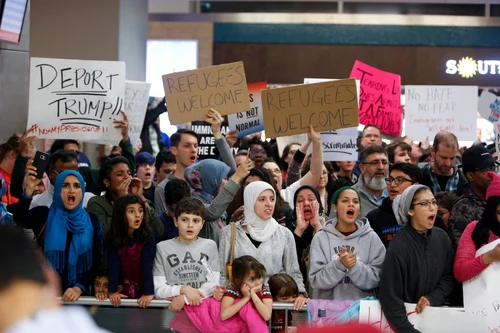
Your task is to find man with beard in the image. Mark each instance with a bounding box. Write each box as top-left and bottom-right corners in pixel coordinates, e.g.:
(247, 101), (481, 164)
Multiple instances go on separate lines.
(366, 163), (447, 248)
(421, 132), (468, 196)
(352, 145), (389, 218)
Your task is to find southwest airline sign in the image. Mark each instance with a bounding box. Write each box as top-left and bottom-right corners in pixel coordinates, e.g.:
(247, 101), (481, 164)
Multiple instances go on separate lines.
(446, 57), (500, 78)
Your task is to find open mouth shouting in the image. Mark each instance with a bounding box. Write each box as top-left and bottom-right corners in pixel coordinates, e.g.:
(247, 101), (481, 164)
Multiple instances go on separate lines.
(303, 206), (313, 220)
(68, 195), (76, 204)
(145, 172), (152, 179)
(427, 213), (436, 226)
(346, 209), (356, 219)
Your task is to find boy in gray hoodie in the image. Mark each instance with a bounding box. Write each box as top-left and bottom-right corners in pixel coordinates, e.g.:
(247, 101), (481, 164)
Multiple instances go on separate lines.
(309, 187), (386, 300)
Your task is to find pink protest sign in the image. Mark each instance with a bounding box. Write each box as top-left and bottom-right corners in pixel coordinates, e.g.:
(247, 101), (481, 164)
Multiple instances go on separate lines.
(350, 60), (402, 136)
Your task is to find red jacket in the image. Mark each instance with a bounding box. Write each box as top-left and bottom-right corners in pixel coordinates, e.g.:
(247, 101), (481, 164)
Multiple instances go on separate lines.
(453, 220), (500, 282)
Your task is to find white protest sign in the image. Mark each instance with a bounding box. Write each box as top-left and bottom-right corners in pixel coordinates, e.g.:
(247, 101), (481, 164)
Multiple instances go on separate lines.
(276, 134), (308, 157)
(321, 128), (358, 161)
(124, 80), (151, 148)
(404, 85), (478, 141)
(478, 90), (500, 123)
(228, 82), (266, 138)
(463, 239), (500, 332)
(359, 300), (417, 332)
(495, 123), (500, 157)
(359, 300), (486, 333)
(27, 57), (125, 142)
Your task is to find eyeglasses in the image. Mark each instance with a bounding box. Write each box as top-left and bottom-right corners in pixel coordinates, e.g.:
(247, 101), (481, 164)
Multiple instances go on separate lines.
(411, 200), (438, 210)
(385, 176), (415, 186)
(249, 150), (266, 156)
(362, 159), (389, 167)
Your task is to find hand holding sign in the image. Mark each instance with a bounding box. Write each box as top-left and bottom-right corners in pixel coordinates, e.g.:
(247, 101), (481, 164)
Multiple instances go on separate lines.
(113, 110), (129, 142)
(204, 108), (223, 139)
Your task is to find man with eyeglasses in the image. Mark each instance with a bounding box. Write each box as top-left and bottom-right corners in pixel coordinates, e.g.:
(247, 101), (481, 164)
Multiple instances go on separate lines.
(366, 163), (447, 247)
(448, 145), (497, 251)
(352, 145), (389, 218)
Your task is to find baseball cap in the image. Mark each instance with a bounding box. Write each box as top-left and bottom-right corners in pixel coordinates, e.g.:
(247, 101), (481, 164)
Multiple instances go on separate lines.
(135, 152), (155, 165)
(461, 145), (497, 172)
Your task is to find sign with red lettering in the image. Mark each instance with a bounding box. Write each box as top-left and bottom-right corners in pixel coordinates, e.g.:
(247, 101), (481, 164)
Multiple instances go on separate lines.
(27, 57), (126, 142)
(228, 82), (266, 138)
(405, 85), (478, 141)
(261, 79), (359, 138)
(349, 60), (402, 136)
(359, 300), (485, 333)
(162, 61), (250, 125)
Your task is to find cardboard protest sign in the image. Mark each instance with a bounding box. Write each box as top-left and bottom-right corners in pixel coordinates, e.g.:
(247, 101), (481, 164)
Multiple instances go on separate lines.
(349, 61), (402, 136)
(27, 57), (126, 142)
(124, 80), (151, 148)
(359, 300), (486, 333)
(304, 78), (361, 104)
(261, 79), (359, 138)
(321, 128), (358, 161)
(303, 79), (358, 161)
(228, 82), (266, 138)
(405, 85), (478, 141)
(191, 119), (238, 160)
(478, 90), (500, 123)
(464, 239), (500, 331)
(162, 61), (250, 125)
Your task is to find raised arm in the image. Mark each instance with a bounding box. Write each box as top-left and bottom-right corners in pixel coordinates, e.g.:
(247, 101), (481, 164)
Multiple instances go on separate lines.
(206, 108), (237, 175)
(286, 139), (310, 186)
(298, 126), (323, 188)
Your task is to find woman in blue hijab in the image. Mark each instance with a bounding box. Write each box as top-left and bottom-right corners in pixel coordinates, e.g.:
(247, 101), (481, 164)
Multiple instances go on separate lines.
(20, 169), (103, 302)
(184, 159), (230, 244)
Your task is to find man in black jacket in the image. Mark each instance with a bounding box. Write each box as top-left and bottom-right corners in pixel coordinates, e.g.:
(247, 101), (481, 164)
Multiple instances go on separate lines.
(448, 145), (496, 250)
(367, 163), (447, 248)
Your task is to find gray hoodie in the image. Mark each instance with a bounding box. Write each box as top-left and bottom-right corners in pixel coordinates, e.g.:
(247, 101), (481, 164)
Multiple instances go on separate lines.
(309, 217), (386, 300)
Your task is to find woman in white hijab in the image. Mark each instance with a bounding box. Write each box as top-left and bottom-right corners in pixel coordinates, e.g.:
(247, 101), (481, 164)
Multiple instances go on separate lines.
(219, 181), (308, 309)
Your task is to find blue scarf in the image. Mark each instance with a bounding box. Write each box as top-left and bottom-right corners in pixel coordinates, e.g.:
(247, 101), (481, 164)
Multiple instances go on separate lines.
(184, 159), (230, 204)
(0, 174), (8, 223)
(44, 170), (94, 286)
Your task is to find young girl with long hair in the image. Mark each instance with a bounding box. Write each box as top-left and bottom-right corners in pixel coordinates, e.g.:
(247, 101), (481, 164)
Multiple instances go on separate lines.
(220, 255), (273, 332)
(268, 273), (300, 333)
(107, 194), (156, 308)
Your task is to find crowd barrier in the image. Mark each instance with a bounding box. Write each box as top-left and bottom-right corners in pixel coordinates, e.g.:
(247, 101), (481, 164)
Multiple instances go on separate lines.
(67, 297), (308, 333)
(67, 297), (469, 333)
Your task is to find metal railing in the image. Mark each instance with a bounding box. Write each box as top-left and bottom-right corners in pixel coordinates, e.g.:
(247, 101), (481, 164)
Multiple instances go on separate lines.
(68, 297), (307, 333)
(68, 296), (307, 310)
